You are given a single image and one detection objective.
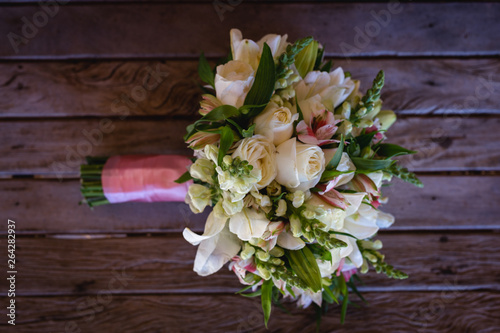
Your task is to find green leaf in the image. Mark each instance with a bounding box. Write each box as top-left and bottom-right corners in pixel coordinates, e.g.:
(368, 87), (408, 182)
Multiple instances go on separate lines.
(242, 124), (256, 138)
(295, 96), (304, 122)
(295, 40), (319, 78)
(174, 171), (193, 184)
(322, 285), (339, 304)
(261, 279), (273, 328)
(351, 157), (394, 171)
(243, 43), (276, 119)
(376, 143), (417, 158)
(326, 136), (344, 170)
(276, 36), (313, 79)
(340, 293), (349, 324)
(218, 126), (234, 166)
(286, 246), (323, 292)
(240, 289), (262, 298)
(355, 131), (377, 150)
(320, 60), (332, 73)
(313, 47), (324, 71)
(235, 284), (254, 294)
(198, 52), (215, 88)
(203, 105), (239, 121)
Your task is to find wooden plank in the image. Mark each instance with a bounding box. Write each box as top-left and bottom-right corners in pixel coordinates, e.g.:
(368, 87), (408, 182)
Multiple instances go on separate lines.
(3, 292), (500, 332)
(1, 117), (499, 177)
(1, 232), (499, 296)
(1, 176), (499, 235)
(1, 58), (499, 118)
(1, 3), (500, 59)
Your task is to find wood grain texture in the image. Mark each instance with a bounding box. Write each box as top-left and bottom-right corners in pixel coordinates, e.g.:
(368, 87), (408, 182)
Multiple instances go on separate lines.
(2, 292), (499, 332)
(1, 232), (499, 296)
(1, 3), (500, 59)
(1, 58), (499, 118)
(1, 117), (499, 177)
(1, 176), (499, 235)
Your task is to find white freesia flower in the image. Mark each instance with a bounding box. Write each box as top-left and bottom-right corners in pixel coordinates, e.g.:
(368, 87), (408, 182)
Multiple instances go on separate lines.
(215, 60), (255, 108)
(232, 135), (277, 189)
(189, 158), (215, 184)
(192, 225), (241, 276)
(185, 184), (211, 214)
(275, 138), (325, 192)
(216, 165), (261, 197)
(230, 29), (288, 70)
(254, 100), (299, 146)
(204, 144), (219, 164)
(295, 67), (355, 114)
(229, 208), (270, 241)
(304, 194), (347, 231)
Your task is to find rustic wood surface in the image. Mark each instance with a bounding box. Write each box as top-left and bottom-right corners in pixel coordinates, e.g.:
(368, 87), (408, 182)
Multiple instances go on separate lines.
(1, 117), (499, 177)
(1, 292), (499, 333)
(1, 58), (499, 118)
(1, 232), (498, 296)
(1, 1), (499, 332)
(1, 3), (500, 59)
(1, 176), (499, 235)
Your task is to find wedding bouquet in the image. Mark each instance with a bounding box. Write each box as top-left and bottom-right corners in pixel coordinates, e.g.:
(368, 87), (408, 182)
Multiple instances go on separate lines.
(80, 29), (422, 327)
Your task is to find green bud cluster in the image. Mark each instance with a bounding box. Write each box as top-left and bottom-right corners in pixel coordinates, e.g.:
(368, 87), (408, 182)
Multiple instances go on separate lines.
(358, 240), (408, 279)
(220, 156), (254, 178)
(276, 36), (314, 80)
(351, 70), (385, 125)
(388, 163), (424, 188)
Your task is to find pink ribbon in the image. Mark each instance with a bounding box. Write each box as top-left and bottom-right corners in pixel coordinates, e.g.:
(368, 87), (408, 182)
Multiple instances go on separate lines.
(101, 155), (192, 203)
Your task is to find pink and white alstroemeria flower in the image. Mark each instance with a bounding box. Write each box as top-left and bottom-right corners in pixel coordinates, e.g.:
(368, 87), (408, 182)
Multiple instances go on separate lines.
(296, 109), (340, 146)
(350, 174), (380, 201)
(316, 180), (347, 210)
(229, 256), (258, 285)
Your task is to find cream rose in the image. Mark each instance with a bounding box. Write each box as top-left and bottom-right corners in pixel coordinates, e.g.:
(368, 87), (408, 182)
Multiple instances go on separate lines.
(253, 101), (298, 146)
(232, 135), (277, 189)
(295, 67), (355, 116)
(275, 138), (325, 192)
(215, 60), (254, 108)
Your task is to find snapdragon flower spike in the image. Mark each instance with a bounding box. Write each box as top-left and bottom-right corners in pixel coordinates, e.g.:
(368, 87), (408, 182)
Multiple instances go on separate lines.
(297, 109), (341, 146)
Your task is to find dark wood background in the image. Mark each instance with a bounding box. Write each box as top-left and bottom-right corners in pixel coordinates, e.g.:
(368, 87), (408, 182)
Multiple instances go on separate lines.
(1, 1), (500, 332)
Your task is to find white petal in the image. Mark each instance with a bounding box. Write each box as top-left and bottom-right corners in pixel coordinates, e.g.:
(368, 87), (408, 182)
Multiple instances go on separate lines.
(367, 171), (384, 189)
(343, 193), (366, 217)
(376, 211), (395, 228)
(275, 138), (300, 188)
(193, 226), (241, 276)
(182, 211), (227, 246)
(229, 208), (269, 241)
(344, 214), (379, 240)
(277, 230), (305, 250)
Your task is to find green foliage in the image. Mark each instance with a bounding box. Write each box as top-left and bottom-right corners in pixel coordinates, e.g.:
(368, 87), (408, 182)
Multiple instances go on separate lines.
(326, 136), (345, 170)
(351, 157), (394, 171)
(276, 36), (314, 79)
(242, 43), (276, 119)
(261, 278), (274, 328)
(218, 126), (234, 166)
(359, 240), (409, 279)
(174, 171), (193, 184)
(295, 40), (319, 78)
(351, 70), (385, 122)
(376, 143), (417, 158)
(387, 163), (424, 187)
(198, 52), (215, 88)
(286, 246), (323, 292)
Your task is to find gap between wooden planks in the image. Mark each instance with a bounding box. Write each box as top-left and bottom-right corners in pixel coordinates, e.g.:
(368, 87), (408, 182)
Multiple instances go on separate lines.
(1, 3), (500, 59)
(0, 231), (499, 296)
(1, 58), (499, 118)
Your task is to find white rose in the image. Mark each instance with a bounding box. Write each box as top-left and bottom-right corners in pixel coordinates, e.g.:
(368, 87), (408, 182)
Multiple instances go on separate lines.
(215, 60), (255, 108)
(185, 184), (211, 214)
(232, 135), (277, 189)
(275, 138), (325, 192)
(189, 158), (215, 184)
(295, 67), (355, 113)
(254, 101), (298, 146)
